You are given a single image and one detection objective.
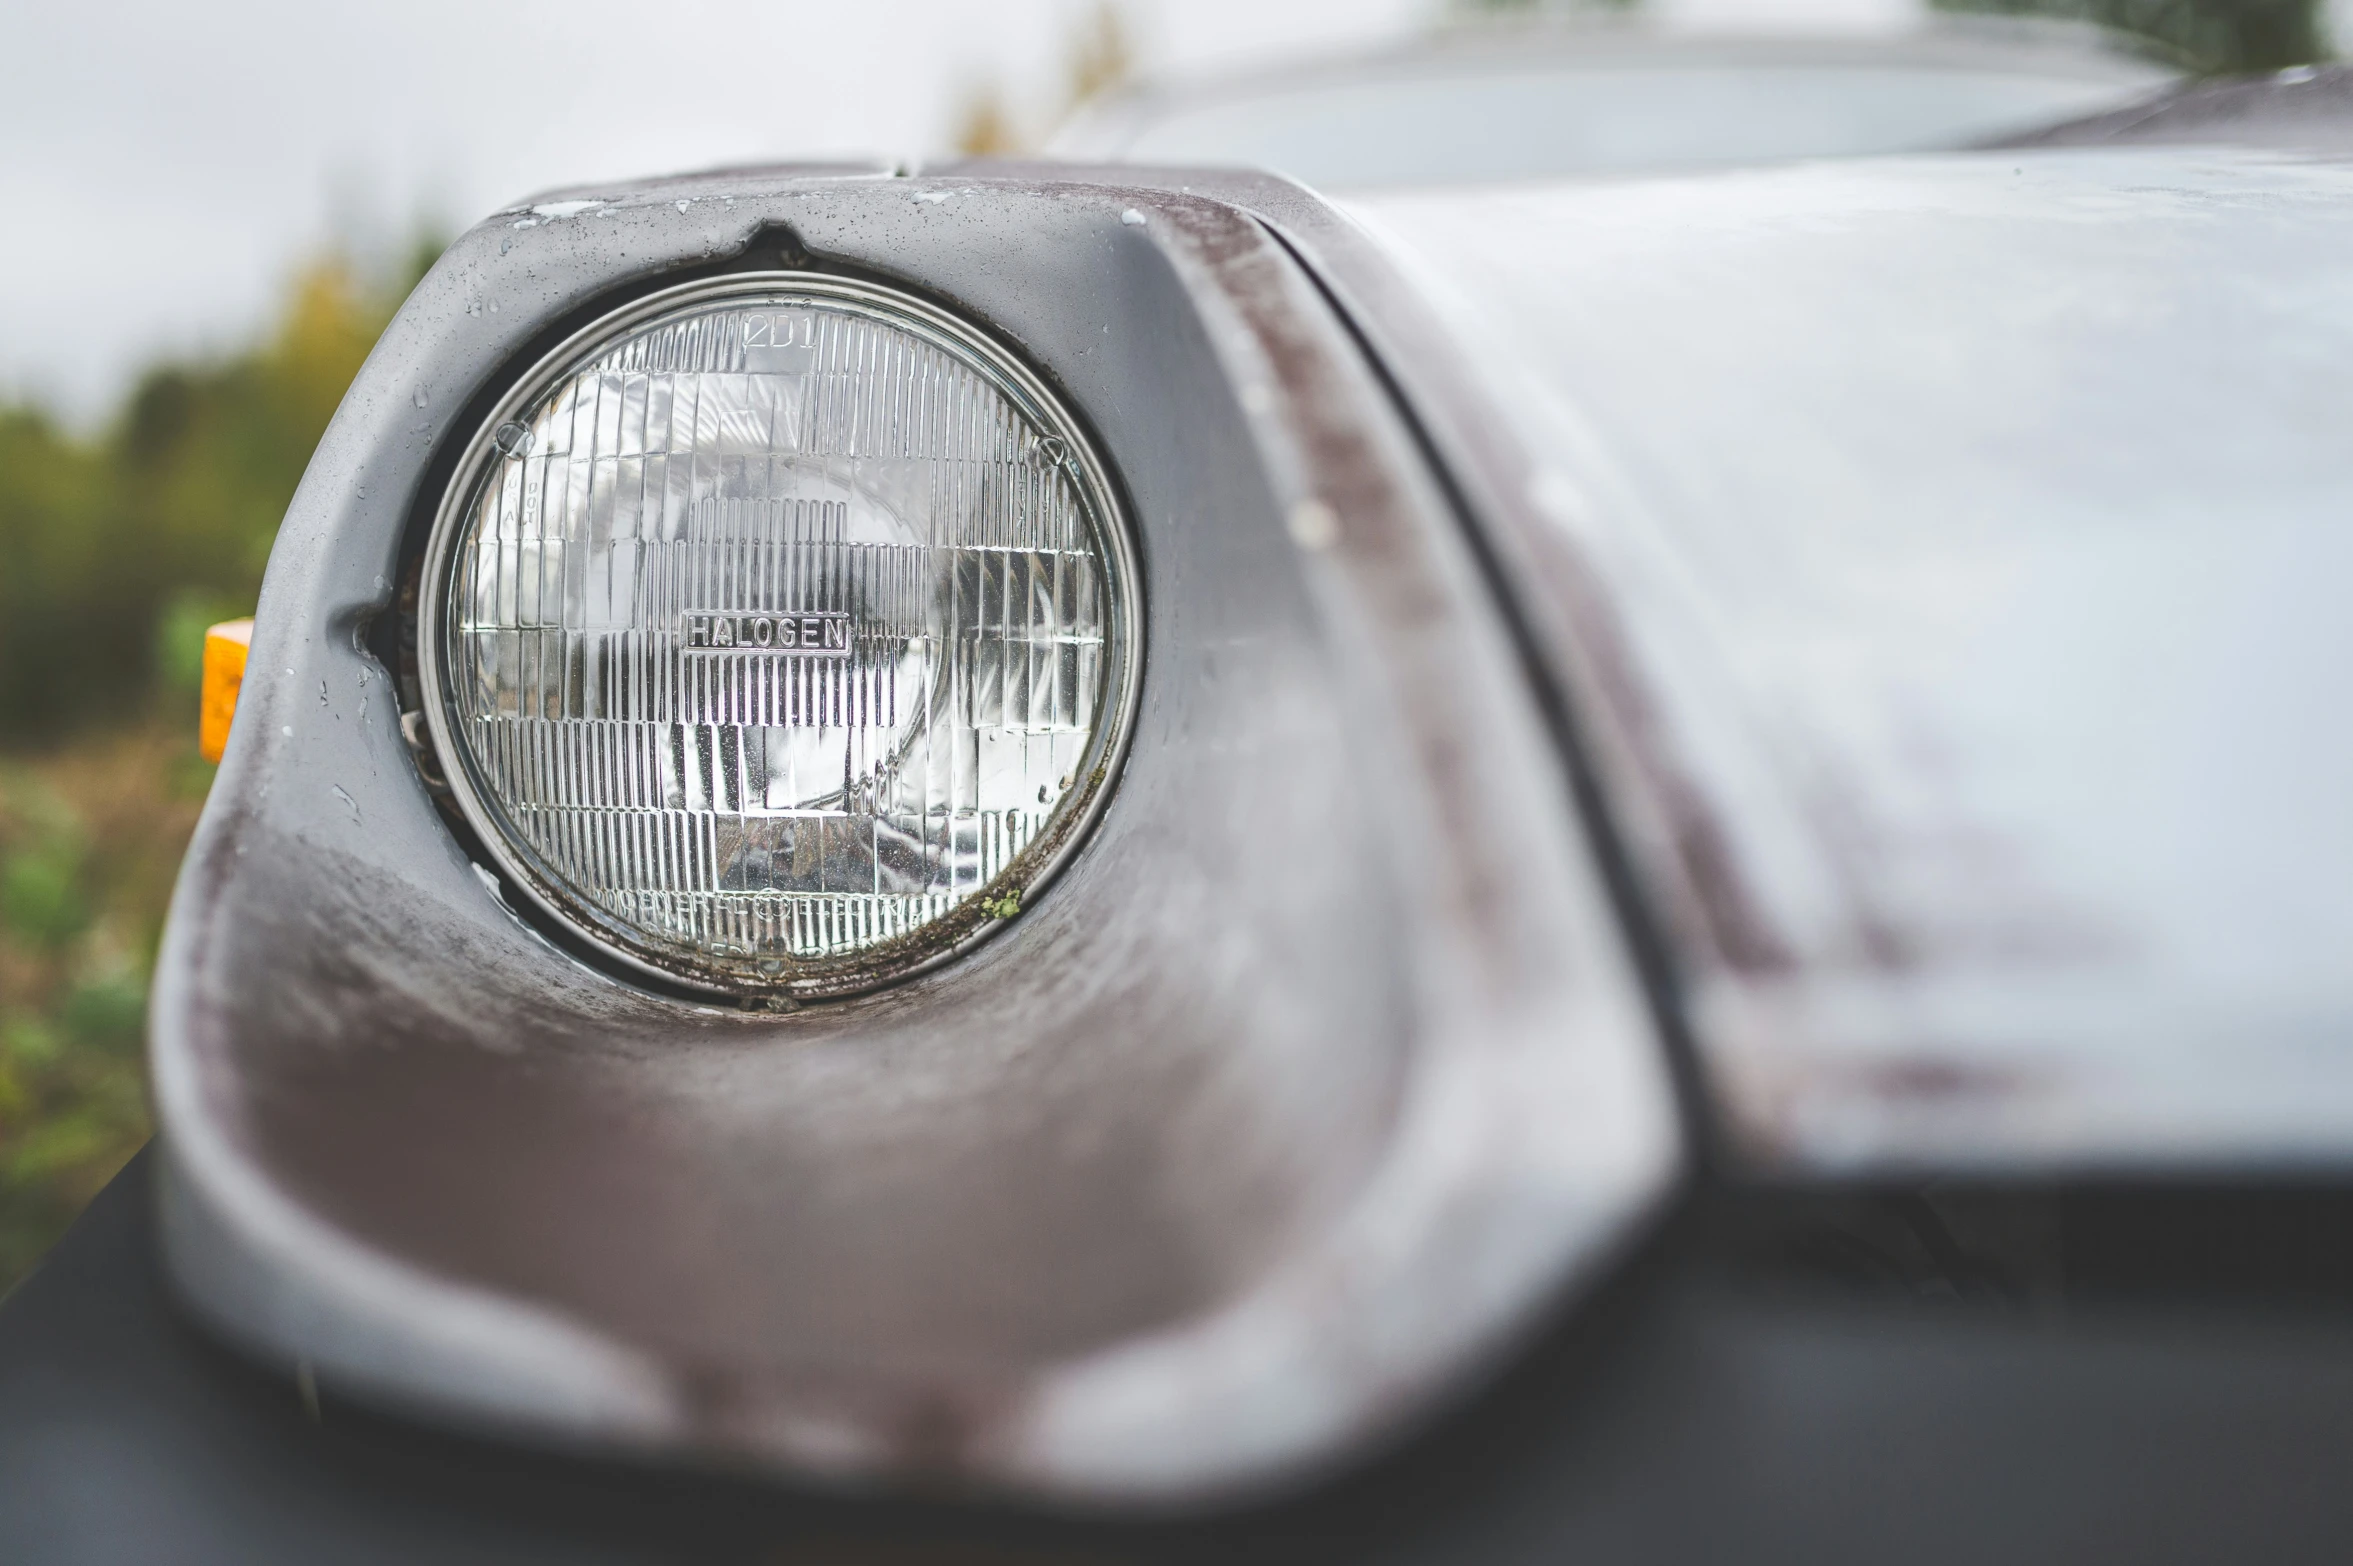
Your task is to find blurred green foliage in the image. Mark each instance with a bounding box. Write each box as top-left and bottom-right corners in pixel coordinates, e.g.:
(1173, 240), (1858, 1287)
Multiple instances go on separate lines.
(1938, 0), (2325, 73)
(0, 732), (207, 1286)
(0, 236), (438, 1292)
(1450, 0), (2329, 73)
(0, 250), (430, 741)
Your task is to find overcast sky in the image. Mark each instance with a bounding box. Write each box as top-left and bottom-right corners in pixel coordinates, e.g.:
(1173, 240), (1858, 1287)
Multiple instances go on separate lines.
(2, 0), (1922, 418)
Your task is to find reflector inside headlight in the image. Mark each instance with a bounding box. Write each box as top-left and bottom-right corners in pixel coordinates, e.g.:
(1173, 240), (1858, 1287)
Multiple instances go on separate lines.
(417, 274), (1140, 997)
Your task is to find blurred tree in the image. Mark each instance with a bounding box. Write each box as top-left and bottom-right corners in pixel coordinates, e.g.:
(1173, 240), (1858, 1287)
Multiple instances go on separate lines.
(0, 412), (114, 741)
(0, 237), (440, 745)
(1064, 1), (1137, 111)
(1445, 0), (1642, 16)
(954, 79), (1024, 155)
(1933, 0), (2327, 71)
(952, 2), (1139, 157)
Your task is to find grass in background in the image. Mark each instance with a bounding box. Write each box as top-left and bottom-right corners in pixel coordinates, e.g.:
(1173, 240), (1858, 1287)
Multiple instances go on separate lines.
(0, 238), (437, 1293)
(0, 726), (210, 1284)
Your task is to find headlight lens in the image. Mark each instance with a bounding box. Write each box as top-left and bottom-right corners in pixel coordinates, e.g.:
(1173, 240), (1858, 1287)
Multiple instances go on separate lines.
(418, 274), (1140, 998)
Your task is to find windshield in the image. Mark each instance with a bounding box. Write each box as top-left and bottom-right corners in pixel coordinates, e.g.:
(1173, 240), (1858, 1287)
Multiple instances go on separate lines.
(1085, 59), (2168, 189)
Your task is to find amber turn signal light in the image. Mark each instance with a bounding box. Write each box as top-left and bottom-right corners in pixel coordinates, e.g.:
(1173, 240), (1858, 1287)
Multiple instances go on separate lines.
(198, 619), (254, 764)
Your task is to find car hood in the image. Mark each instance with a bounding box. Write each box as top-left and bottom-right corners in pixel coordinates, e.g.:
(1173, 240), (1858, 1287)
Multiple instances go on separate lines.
(1322, 144), (2353, 1175)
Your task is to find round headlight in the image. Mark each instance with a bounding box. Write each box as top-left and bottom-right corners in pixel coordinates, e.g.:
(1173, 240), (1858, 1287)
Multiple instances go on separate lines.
(417, 274), (1141, 999)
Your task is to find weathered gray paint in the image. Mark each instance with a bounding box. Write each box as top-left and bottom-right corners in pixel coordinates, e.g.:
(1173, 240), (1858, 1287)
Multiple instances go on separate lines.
(1334, 146), (2353, 1175)
(148, 169), (1676, 1501)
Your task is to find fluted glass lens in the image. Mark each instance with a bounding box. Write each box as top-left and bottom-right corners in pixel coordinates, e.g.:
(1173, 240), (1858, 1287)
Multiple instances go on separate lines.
(432, 280), (1127, 991)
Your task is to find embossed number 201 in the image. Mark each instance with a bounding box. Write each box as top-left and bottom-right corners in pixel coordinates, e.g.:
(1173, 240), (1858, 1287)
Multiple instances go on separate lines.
(740, 313), (808, 348)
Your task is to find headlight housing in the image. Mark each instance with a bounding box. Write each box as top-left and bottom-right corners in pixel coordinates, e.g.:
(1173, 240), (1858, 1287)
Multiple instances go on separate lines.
(416, 273), (1141, 999)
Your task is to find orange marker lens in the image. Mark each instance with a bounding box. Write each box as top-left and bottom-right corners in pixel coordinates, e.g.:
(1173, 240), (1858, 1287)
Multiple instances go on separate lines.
(198, 618), (254, 764)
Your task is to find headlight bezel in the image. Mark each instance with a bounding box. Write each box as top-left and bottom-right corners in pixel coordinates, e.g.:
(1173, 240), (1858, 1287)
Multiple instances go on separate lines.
(412, 269), (1145, 1003)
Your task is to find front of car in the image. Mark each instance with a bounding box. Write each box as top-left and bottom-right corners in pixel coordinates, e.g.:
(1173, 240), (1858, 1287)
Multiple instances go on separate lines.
(9, 16), (2353, 1564)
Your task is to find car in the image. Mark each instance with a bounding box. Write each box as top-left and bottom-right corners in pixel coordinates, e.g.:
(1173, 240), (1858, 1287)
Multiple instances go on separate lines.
(8, 20), (2353, 1565)
(1048, 15), (2177, 186)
